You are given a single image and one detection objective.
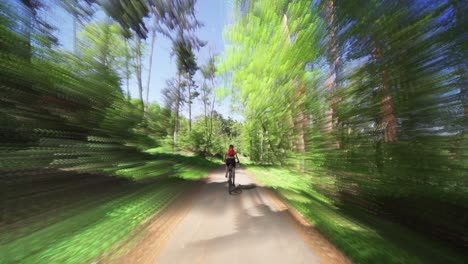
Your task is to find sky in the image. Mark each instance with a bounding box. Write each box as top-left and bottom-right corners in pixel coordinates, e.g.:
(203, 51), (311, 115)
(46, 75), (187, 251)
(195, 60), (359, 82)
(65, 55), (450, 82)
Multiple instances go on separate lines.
(39, 0), (242, 121)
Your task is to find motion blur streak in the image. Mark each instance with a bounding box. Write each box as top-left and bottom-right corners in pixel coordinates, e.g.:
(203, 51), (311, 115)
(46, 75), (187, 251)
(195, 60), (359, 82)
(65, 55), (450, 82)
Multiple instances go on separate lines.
(0, 0), (213, 263)
(221, 0), (467, 258)
(0, 0), (467, 263)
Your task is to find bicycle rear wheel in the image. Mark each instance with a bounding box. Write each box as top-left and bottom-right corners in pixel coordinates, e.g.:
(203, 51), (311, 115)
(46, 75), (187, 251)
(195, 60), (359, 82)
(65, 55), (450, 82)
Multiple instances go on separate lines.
(228, 167), (233, 194)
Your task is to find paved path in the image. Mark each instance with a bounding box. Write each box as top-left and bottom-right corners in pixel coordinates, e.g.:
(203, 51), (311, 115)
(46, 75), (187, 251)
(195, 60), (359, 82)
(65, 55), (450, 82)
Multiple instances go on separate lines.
(155, 166), (321, 264)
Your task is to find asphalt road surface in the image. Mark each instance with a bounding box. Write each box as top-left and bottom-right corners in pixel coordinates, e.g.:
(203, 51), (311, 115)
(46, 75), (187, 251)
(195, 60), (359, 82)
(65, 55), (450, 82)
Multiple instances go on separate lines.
(152, 166), (348, 264)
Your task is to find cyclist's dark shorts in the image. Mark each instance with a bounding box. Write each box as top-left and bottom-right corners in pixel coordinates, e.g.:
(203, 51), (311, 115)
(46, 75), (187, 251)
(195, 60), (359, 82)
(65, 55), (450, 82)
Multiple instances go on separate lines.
(226, 158), (236, 167)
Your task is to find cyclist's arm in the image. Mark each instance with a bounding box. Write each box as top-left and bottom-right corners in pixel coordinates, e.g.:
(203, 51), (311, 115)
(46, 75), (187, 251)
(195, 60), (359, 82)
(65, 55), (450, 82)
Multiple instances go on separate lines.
(235, 153), (240, 163)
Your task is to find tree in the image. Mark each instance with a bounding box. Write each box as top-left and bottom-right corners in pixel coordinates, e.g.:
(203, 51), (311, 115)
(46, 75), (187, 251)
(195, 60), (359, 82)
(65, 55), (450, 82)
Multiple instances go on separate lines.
(17, 0), (58, 58)
(97, 0), (150, 39)
(221, 0), (322, 163)
(450, 0), (467, 119)
(20, 0), (40, 59)
(322, 0), (342, 148)
(179, 41), (198, 131)
(123, 37), (132, 98)
(167, 35), (199, 148)
(145, 15), (157, 110)
(162, 76), (185, 148)
(78, 20), (126, 72)
(156, 0), (204, 147)
(130, 34), (145, 109)
(59, 0), (95, 54)
(200, 53), (217, 153)
(153, 0), (205, 49)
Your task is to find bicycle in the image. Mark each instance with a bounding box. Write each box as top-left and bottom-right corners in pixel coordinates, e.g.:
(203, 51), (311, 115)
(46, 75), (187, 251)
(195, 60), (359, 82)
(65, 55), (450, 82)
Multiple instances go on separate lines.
(227, 163), (235, 194)
(227, 161), (239, 194)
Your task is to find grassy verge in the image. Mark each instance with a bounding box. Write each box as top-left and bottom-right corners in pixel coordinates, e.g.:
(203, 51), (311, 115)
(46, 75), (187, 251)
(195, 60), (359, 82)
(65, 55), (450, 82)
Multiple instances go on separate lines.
(1, 152), (217, 264)
(247, 165), (466, 264)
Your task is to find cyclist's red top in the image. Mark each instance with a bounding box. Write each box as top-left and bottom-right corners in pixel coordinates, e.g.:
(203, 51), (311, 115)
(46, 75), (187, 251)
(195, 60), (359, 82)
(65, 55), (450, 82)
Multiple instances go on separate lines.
(227, 148), (235, 157)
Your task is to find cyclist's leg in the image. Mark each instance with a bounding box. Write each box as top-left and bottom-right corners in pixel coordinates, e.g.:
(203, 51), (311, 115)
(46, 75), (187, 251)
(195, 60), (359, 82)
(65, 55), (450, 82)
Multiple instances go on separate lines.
(228, 166), (233, 186)
(232, 166), (236, 185)
(226, 159), (232, 177)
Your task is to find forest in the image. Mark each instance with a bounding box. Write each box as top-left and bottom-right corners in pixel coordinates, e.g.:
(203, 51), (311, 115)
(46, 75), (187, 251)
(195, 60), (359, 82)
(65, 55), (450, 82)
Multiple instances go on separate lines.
(1, 0), (467, 263)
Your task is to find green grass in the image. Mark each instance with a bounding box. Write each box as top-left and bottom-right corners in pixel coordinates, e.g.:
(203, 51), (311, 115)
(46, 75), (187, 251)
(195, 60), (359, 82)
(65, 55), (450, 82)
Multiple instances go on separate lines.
(1, 180), (185, 263)
(145, 146), (174, 154)
(108, 151), (219, 181)
(247, 165), (466, 264)
(1, 152), (217, 264)
(113, 160), (174, 180)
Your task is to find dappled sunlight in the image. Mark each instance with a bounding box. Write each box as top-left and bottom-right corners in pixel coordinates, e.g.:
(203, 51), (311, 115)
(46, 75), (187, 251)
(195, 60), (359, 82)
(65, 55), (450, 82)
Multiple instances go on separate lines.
(1, 0), (466, 263)
(155, 170), (322, 264)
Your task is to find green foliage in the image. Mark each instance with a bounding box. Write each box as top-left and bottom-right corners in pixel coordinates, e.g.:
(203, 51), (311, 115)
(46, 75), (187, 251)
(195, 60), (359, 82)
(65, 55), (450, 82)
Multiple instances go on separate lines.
(221, 0), (323, 164)
(224, 0), (467, 256)
(177, 113), (243, 157)
(98, 0), (150, 39)
(78, 21), (126, 71)
(1, 151), (217, 264)
(0, 2), (221, 264)
(0, 2), (166, 173)
(2, 0), (467, 262)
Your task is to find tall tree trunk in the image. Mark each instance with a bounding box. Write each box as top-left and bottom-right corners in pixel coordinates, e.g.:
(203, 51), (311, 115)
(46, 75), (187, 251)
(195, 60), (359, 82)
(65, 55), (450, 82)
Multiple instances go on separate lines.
(374, 44), (397, 142)
(295, 81), (306, 153)
(102, 22), (111, 68)
(325, 0), (341, 148)
(203, 80), (208, 128)
(124, 39), (130, 99)
(294, 81), (307, 172)
(135, 38), (144, 110)
(282, 13), (307, 154)
(188, 92), (192, 131)
(73, 16), (77, 54)
(21, 0), (33, 61)
(201, 81), (209, 153)
(462, 65), (468, 119)
(187, 74), (192, 131)
(145, 26), (156, 111)
(260, 128), (264, 162)
(207, 78), (216, 151)
(450, 0), (467, 160)
(325, 62), (335, 134)
(174, 74), (181, 149)
(452, 0), (467, 118)
(126, 74), (130, 99)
